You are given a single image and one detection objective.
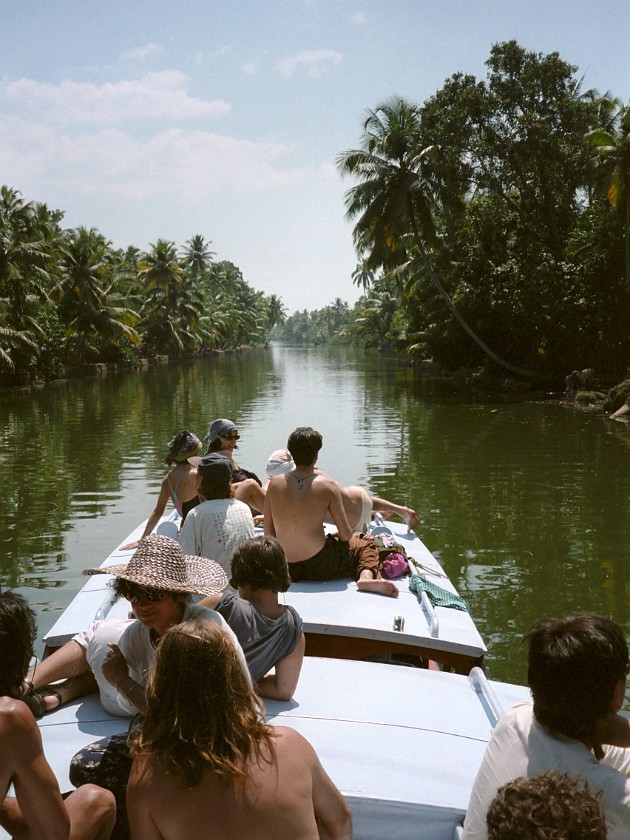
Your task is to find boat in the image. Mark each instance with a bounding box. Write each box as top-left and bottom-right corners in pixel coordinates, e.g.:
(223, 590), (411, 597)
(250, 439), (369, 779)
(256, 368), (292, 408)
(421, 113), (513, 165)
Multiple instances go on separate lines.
(44, 513), (486, 675)
(4, 511), (527, 840)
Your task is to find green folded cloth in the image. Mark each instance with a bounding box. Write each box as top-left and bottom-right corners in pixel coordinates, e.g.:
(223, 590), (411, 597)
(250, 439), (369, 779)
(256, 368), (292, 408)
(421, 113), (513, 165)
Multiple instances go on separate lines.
(409, 574), (469, 612)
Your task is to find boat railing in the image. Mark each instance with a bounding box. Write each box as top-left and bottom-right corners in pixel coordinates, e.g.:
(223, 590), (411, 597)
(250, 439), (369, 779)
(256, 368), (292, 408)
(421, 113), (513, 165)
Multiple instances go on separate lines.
(468, 666), (503, 727)
(370, 514), (441, 638)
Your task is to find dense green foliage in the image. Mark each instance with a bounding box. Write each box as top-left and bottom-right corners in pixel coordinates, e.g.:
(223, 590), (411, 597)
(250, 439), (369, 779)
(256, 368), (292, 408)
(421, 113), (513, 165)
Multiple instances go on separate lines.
(0, 188), (286, 384)
(276, 42), (630, 379)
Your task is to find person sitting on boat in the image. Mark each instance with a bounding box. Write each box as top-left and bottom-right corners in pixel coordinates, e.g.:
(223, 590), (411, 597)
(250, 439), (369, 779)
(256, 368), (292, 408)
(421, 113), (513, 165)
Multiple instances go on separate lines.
(179, 452), (256, 578)
(67, 535), (246, 840)
(126, 618), (352, 840)
(486, 771), (606, 840)
(0, 591), (116, 840)
(462, 612), (630, 840)
(121, 429), (203, 551)
(200, 535), (305, 701)
(264, 427), (399, 597)
(25, 535), (241, 718)
(204, 417), (266, 514)
(265, 448), (420, 533)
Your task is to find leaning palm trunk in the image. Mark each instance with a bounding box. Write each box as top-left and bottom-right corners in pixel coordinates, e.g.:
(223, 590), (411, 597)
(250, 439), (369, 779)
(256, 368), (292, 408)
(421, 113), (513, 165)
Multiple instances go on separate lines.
(408, 207), (535, 378)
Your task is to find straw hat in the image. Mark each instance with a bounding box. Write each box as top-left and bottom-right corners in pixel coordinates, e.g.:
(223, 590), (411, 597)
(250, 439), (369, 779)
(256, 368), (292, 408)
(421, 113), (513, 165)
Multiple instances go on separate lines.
(83, 535), (227, 596)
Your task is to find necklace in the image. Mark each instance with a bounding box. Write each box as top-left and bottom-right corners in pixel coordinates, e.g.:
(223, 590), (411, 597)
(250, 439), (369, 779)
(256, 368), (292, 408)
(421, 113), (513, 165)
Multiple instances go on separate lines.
(290, 471), (316, 491)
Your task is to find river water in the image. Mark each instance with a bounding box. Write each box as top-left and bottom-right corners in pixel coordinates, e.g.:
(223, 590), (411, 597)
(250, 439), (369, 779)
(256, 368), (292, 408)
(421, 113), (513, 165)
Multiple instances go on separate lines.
(2, 344), (629, 688)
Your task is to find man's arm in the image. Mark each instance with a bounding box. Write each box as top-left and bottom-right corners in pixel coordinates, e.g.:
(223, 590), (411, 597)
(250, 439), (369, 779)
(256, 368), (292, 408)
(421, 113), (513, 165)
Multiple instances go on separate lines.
(1, 699), (70, 840)
(257, 633), (305, 701)
(309, 742), (352, 839)
(263, 480), (277, 537)
(101, 644), (147, 715)
(325, 481), (353, 543)
(127, 757), (165, 840)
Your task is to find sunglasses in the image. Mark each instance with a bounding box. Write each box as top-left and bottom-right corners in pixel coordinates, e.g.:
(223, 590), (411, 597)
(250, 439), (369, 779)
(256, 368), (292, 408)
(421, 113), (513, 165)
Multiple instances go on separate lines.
(124, 583), (167, 604)
(223, 433), (240, 441)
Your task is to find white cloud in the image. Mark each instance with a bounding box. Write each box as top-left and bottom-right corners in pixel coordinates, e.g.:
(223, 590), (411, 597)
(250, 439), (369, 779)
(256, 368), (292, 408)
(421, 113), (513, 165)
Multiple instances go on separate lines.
(242, 63), (257, 76)
(0, 113), (309, 202)
(350, 11), (366, 25)
(4, 72), (230, 124)
(121, 43), (163, 62)
(276, 49), (342, 79)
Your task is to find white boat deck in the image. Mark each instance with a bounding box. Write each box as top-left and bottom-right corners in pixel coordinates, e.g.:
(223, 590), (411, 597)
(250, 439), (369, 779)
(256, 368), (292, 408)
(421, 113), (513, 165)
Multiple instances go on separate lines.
(13, 657), (529, 840)
(44, 514), (485, 676)
(284, 520), (486, 673)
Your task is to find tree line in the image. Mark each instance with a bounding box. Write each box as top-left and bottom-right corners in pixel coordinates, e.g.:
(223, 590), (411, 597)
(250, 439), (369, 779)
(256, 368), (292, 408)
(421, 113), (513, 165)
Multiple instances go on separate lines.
(0, 189), (288, 384)
(276, 41), (630, 381)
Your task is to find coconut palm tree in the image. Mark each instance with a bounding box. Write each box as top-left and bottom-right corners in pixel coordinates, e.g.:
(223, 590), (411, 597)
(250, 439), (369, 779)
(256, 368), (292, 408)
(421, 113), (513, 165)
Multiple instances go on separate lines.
(57, 227), (140, 362)
(0, 187), (57, 376)
(585, 99), (630, 298)
(266, 293), (287, 331)
(181, 234), (215, 282)
(337, 97), (534, 377)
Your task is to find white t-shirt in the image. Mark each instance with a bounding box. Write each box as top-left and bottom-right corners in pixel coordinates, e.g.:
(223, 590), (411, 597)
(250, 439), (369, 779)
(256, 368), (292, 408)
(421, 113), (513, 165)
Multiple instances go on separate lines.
(462, 700), (630, 840)
(78, 604), (248, 717)
(178, 498), (255, 576)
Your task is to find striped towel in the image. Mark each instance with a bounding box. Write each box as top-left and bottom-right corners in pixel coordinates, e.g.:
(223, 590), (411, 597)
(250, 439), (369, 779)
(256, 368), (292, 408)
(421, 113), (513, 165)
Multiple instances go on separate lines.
(409, 574), (469, 612)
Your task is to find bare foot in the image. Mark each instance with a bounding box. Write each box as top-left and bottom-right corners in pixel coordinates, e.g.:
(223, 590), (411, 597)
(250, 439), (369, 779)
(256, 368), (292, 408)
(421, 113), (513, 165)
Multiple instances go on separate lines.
(402, 509), (420, 532)
(357, 578), (399, 598)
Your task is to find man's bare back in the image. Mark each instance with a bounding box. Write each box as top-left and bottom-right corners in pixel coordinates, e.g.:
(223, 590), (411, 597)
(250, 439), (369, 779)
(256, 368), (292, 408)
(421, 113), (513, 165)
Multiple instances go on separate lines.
(128, 726), (352, 840)
(264, 429), (398, 597)
(264, 471), (351, 563)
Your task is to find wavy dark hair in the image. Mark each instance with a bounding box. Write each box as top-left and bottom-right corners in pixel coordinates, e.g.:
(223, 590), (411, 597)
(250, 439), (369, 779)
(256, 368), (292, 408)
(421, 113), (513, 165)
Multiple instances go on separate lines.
(230, 536), (291, 593)
(526, 612), (628, 741)
(132, 619), (274, 787)
(287, 427), (322, 467)
(0, 591), (37, 695)
(487, 771), (606, 840)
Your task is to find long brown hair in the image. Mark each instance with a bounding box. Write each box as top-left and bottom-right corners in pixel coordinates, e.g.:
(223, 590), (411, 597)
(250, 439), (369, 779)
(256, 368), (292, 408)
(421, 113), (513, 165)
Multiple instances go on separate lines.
(132, 619), (274, 787)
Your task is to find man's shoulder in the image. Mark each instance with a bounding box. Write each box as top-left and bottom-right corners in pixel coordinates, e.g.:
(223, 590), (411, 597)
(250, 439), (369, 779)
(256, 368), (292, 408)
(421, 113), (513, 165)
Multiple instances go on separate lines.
(0, 696), (40, 745)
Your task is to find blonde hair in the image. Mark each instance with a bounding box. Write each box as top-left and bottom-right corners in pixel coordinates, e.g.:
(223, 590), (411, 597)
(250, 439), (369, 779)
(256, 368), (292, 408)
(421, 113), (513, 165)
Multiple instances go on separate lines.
(132, 619), (274, 787)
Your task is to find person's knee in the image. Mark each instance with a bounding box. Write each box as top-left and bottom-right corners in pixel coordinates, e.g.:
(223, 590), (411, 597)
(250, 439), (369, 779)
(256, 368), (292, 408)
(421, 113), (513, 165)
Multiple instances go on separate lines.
(70, 784), (116, 830)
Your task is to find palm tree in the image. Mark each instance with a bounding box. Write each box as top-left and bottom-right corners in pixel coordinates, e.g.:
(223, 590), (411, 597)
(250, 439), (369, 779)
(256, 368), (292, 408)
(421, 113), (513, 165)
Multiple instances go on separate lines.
(57, 227), (140, 362)
(266, 294), (287, 331)
(0, 187), (57, 376)
(585, 99), (630, 298)
(337, 97), (534, 377)
(181, 234), (215, 282)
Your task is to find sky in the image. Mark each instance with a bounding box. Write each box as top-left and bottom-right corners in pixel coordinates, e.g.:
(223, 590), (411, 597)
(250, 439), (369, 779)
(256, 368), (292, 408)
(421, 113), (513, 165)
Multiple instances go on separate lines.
(1, 1), (629, 314)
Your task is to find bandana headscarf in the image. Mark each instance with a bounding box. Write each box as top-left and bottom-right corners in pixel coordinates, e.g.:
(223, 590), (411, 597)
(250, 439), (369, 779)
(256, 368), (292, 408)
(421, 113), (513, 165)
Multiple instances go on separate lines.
(165, 430), (202, 465)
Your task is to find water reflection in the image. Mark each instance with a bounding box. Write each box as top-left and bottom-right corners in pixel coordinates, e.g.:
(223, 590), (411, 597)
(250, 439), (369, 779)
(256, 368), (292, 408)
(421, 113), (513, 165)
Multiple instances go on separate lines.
(1, 345), (630, 688)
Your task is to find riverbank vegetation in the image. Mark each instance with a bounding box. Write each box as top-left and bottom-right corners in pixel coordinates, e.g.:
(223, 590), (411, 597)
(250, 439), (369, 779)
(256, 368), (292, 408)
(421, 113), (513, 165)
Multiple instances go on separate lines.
(0, 193), (287, 385)
(275, 42), (630, 384)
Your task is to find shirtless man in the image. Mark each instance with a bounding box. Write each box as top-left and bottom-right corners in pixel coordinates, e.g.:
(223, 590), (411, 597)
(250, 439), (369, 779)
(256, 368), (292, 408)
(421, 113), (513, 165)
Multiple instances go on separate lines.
(0, 591), (115, 840)
(265, 449), (420, 533)
(127, 619), (352, 840)
(264, 427), (398, 597)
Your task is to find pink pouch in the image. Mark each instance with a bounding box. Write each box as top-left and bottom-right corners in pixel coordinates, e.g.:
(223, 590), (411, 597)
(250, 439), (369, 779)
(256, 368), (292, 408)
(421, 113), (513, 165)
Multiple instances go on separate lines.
(381, 552), (409, 579)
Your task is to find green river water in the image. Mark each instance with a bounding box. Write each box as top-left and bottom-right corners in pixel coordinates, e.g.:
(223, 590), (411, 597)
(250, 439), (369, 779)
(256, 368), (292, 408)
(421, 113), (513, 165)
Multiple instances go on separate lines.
(1, 344), (629, 689)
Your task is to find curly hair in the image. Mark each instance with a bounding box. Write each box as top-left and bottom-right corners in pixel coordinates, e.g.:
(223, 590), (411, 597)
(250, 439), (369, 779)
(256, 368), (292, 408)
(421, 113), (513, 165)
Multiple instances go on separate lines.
(132, 619), (274, 787)
(526, 613), (628, 741)
(0, 591), (36, 695)
(486, 772), (606, 840)
(230, 536), (291, 593)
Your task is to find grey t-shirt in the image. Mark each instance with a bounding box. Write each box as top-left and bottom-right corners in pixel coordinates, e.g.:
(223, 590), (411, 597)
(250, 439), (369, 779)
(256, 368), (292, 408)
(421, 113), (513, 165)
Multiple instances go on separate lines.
(215, 590), (303, 683)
